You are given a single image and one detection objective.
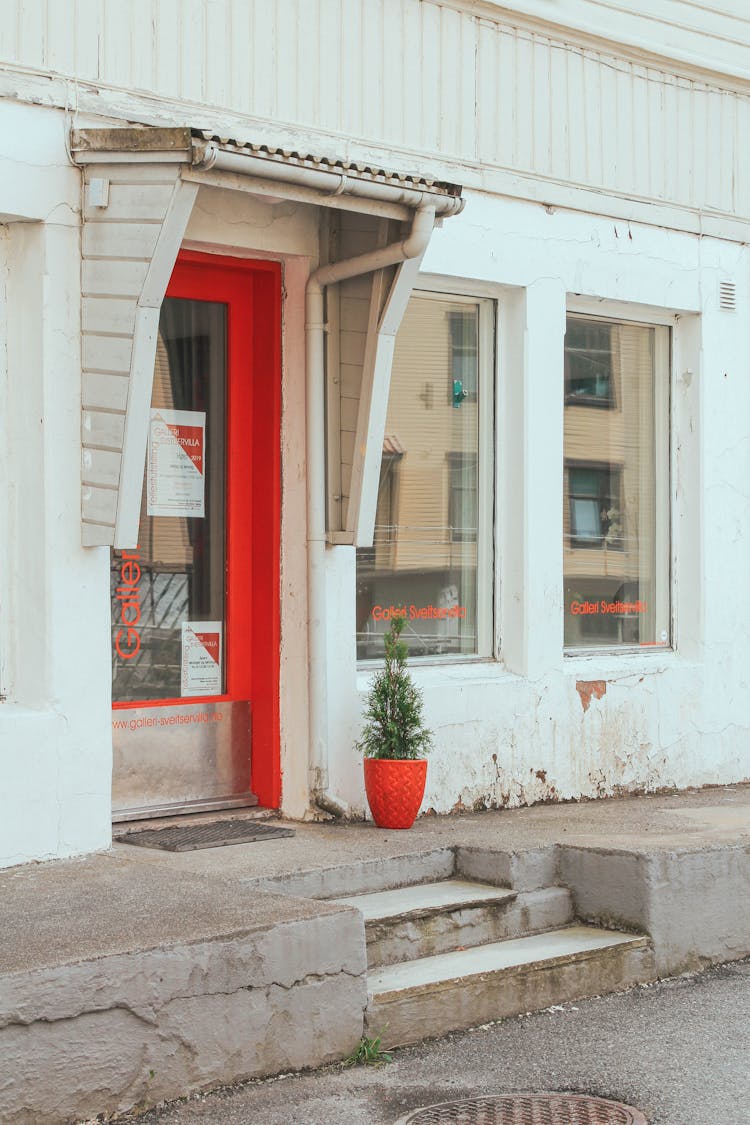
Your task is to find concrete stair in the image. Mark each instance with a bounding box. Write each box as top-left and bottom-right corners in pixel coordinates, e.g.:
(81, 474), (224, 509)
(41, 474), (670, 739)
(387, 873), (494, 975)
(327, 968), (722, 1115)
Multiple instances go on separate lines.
(332, 876), (656, 1047)
(334, 878), (573, 968)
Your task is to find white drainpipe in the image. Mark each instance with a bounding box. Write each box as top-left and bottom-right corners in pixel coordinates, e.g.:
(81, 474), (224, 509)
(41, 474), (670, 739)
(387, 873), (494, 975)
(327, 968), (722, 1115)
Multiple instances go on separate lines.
(306, 205), (436, 818)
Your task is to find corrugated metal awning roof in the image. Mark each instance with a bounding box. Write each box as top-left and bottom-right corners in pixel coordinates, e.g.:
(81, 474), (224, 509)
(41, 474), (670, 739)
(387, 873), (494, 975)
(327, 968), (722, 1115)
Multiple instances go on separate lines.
(192, 129), (462, 200)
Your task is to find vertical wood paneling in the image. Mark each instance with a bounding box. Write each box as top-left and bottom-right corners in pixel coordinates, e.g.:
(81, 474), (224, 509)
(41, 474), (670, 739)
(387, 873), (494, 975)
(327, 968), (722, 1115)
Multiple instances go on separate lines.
(630, 68), (649, 199)
(228, 0), (251, 113)
(274, 0), (298, 124)
(438, 4), (458, 157)
(100, 0), (131, 89)
(298, 0), (321, 127)
(420, 0), (441, 154)
(675, 81), (694, 206)
(705, 89), (731, 211)
(582, 52), (602, 187)
(457, 7), (476, 159)
(691, 83), (708, 209)
(735, 96), (750, 216)
(0, 0), (749, 224)
(129, 0), (155, 93)
(73, 0), (103, 81)
(318, 0), (342, 133)
(361, 0), (384, 141)
(179, 0), (205, 103)
(340, 0), (363, 140)
(514, 33), (534, 171)
(548, 42), (569, 181)
(401, 0), (421, 148)
(205, 0), (230, 107)
(0, 7), (15, 65)
(598, 55), (618, 188)
(250, 0), (275, 120)
(153, 0), (181, 97)
(566, 47), (586, 185)
(498, 28), (517, 169)
(646, 70), (665, 201)
(476, 21), (496, 163)
(17, 0), (46, 68)
(615, 66), (634, 195)
(47, 0), (76, 75)
(532, 38), (552, 176)
(662, 77), (680, 203)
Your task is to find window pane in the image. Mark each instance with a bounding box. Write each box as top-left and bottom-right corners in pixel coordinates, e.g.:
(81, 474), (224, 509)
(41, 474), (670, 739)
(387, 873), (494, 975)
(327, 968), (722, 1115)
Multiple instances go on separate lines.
(356, 297), (485, 659)
(565, 319), (614, 404)
(564, 315), (670, 649)
(570, 497), (602, 541)
(111, 298), (227, 701)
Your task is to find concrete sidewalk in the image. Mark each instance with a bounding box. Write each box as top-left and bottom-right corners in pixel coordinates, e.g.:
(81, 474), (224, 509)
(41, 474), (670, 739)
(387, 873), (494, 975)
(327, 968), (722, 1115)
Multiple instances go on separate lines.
(1, 785), (749, 1123)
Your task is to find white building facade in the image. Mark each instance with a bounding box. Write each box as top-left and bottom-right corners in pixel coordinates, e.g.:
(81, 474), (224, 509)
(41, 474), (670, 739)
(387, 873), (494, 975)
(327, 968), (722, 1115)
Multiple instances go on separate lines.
(1, 0), (749, 868)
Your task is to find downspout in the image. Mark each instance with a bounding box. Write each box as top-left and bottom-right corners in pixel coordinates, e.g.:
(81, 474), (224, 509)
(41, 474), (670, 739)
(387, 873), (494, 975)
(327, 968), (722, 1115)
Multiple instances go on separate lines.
(306, 204), (436, 818)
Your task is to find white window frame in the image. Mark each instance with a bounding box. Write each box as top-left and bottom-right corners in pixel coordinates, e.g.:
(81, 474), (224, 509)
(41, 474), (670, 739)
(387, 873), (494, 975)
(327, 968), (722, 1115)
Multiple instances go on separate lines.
(563, 302), (672, 656)
(356, 287), (496, 665)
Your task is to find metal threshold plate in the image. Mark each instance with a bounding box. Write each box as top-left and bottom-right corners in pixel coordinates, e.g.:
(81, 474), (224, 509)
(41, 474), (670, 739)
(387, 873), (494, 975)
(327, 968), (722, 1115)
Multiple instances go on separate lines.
(394, 1093), (648, 1124)
(119, 819), (295, 852)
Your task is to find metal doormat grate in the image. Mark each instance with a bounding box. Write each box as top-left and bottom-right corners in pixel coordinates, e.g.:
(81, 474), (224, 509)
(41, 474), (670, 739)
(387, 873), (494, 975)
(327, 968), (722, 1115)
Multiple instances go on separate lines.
(393, 1093), (648, 1125)
(120, 819), (295, 852)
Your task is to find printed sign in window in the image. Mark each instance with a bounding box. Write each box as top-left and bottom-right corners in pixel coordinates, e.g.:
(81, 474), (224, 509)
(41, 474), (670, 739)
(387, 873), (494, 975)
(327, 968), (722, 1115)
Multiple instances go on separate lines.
(181, 621), (222, 696)
(147, 408), (206, 518)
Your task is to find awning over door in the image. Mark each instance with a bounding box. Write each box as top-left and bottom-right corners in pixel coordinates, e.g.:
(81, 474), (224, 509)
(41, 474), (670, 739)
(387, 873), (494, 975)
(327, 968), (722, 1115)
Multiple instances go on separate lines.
(72, 127), (463, 549)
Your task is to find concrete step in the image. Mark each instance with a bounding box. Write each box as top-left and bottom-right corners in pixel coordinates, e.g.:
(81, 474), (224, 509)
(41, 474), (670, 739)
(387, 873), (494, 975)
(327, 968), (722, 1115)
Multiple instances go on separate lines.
(333, 879), (573, 968)
(365, 924), (655, 1047)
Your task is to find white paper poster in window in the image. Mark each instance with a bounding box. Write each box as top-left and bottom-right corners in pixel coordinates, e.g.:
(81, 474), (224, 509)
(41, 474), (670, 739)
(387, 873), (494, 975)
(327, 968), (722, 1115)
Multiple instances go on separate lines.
(147, 408), (206, 518)
(181, 621), (222, 697)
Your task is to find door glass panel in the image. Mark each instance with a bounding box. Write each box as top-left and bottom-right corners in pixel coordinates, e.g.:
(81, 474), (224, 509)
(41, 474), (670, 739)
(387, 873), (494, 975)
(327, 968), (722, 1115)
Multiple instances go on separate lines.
(111, 298), (227, 702)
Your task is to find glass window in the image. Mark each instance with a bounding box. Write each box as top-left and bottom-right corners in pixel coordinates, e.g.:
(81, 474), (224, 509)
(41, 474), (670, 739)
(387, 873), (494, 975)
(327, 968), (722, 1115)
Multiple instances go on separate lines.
(565, 319), (615, 405)
(564, 314), (670, 650)
(448, 310), (478, 402)
(111, 298), (227, 701)
(356, 294), (493, 660)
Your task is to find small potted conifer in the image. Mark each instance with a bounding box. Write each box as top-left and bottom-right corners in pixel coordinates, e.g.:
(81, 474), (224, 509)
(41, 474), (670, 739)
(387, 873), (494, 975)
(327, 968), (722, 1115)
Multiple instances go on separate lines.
(357, 616), (433, 829)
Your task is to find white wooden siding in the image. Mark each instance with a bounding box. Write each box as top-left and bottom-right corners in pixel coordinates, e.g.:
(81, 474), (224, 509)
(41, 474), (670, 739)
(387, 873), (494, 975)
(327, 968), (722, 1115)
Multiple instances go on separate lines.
(79, 161), (194, 546)
(1, 1), (749, 224)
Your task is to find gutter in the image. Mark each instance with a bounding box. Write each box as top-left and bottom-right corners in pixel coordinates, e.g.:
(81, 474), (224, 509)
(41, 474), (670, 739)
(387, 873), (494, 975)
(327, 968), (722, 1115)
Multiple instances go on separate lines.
(196, 141), (464, 216)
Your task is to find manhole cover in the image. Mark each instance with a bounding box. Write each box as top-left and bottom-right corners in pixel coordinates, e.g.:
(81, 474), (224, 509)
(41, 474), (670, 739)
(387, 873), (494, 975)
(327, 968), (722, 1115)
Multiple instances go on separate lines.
(119, 819), (295, 851)
(393, 1093), (648, 1125)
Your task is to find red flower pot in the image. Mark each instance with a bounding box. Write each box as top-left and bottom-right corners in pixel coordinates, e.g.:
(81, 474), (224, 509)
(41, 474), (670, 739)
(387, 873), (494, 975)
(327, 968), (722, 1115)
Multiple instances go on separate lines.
(364, 758), (428, 829)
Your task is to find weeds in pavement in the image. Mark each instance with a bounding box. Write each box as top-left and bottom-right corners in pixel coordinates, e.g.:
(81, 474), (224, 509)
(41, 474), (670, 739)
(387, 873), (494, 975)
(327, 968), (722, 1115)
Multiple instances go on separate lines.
(343, 1033), (393, 1067)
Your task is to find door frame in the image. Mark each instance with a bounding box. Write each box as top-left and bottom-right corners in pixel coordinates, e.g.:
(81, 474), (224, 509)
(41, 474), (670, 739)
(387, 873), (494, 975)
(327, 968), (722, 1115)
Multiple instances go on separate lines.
(112, 250), (282, 810)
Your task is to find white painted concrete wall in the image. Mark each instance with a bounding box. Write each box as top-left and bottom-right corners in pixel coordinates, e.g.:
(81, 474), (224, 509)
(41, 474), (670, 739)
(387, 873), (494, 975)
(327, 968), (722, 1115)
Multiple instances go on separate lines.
(323, 195), (750, 815)
(0, 104), (113, 867)
(1, 4), (749, 862)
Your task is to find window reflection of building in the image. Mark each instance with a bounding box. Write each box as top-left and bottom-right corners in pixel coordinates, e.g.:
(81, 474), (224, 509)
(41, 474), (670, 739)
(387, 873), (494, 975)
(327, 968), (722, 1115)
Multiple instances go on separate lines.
(111, 300), (227, 700)
(563, 315), (668, 650)
(448, 309), (478, 402)
(565, 319), (615, 406)
(567, 464), (622, 548)
(356, 296), (483, 659)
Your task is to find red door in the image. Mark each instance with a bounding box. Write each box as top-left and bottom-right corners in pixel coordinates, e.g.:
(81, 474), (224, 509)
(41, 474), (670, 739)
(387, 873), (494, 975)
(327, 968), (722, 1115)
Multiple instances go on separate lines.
(111, 252), (281, 818)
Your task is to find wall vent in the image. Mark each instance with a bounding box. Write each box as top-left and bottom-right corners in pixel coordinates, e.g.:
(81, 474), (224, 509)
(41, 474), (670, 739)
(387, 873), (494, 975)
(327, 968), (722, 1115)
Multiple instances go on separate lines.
(719, 281), (737, 310)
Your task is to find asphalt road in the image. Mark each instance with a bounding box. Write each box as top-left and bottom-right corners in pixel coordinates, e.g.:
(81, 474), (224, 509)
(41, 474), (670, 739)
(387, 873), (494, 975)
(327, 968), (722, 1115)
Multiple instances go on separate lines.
(119, 958), (750, 1125)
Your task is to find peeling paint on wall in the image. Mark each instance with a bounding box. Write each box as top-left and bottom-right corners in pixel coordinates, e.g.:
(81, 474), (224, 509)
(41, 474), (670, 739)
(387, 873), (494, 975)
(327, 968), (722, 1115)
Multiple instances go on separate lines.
(576, 680), (607, 712)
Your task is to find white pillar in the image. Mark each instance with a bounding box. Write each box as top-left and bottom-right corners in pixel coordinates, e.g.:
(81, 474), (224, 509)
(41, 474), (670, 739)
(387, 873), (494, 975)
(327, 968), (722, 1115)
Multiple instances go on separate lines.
(500, 278), (566, 679)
